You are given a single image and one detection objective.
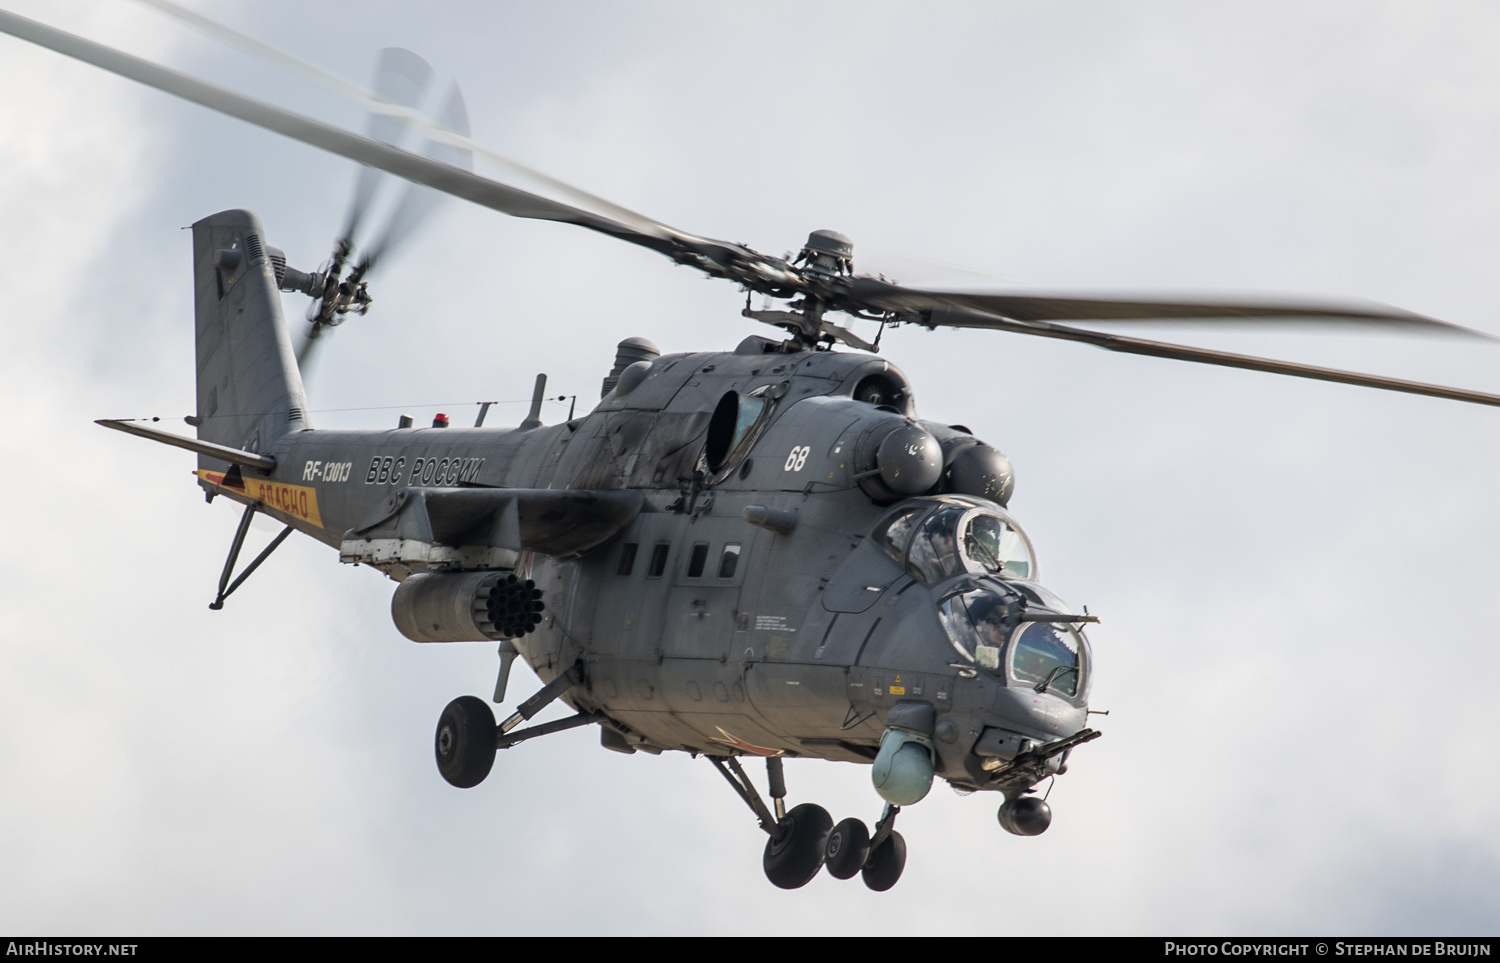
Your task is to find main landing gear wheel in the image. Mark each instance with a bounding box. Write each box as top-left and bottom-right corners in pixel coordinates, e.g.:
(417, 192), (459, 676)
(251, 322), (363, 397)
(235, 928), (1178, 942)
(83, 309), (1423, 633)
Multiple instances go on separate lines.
(435, 695), (496, 789)
(861, 830), (907, 892)
(824, 817), (871, 880)
(762, 803), (833, 890)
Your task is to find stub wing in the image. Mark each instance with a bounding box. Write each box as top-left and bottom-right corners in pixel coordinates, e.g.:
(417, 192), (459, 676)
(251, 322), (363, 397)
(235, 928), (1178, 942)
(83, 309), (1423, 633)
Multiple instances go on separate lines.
(341, 487), (644, 576)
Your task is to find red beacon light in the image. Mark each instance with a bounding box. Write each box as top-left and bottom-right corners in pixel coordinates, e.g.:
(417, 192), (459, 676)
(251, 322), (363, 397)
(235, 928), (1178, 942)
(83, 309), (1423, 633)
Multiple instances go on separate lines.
(432, 413), (450, 428)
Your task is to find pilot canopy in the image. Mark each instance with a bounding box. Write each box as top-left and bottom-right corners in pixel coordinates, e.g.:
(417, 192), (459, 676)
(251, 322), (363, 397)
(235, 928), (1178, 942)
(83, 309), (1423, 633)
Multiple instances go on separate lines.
(874, 499), (1036, 583)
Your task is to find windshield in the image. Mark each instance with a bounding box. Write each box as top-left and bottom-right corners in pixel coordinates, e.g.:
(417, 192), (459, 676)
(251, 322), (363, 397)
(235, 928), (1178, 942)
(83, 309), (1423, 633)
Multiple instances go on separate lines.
(960, 512), (1032, 579)
(907, 505), (1036, 583)
(1009, 622), (1081, 697)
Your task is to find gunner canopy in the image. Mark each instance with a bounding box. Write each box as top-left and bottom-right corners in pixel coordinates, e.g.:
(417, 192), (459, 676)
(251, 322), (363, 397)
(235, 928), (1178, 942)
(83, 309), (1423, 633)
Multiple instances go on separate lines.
(937, 582), (1085, 698)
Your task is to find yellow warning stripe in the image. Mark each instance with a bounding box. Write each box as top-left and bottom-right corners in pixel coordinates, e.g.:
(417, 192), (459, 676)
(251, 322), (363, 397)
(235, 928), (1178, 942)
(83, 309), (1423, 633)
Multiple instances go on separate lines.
(195, 469), (323, 528)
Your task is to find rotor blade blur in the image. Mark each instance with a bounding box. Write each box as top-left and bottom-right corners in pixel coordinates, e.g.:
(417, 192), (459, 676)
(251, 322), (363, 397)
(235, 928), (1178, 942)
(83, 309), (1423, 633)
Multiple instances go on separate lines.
(854, 248), (1023, 287)
(343, 48), (434, 245)
(925, 306), (1500, 408)
(360, 83), (473, 274)
(848, 278), (1489, 339)
(0, 10), (688, 255)
(295, 318), (325, 369)
(131, 0), (373, 103)
(129, 0), (681, 242)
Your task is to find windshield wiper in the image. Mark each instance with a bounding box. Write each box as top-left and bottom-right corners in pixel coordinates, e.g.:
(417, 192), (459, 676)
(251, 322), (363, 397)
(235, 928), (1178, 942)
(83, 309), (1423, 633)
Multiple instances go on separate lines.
(1033, 664), (1078, 695)
(966, 537), (1006, 573)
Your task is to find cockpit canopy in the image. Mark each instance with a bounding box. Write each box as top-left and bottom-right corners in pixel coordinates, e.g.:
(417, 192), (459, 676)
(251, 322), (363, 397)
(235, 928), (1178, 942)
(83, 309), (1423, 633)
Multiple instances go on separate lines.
(874, 498), (1035, 583)
(936, 581), (1089, 700)
(872, 498), (1087, 701)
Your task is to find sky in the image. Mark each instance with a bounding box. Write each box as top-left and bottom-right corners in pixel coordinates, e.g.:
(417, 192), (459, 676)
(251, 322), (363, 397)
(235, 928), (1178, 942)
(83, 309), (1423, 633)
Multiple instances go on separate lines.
(1, 0), (1499, 936)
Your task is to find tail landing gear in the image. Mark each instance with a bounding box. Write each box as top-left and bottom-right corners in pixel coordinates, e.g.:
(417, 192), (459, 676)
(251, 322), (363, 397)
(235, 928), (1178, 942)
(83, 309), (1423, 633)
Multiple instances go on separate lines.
(434, 662), (598, 789)
(435, 696), (496, 789)
(709, 755), (910, 891)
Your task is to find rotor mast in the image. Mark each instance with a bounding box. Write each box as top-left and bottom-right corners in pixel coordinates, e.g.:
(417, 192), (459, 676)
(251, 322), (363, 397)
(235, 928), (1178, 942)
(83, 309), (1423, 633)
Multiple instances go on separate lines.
(741, 230), (885, 353)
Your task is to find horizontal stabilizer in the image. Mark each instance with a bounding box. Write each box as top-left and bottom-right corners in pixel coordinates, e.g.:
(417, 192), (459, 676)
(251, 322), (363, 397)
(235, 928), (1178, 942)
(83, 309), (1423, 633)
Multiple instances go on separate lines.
(96, 419), (277, 471)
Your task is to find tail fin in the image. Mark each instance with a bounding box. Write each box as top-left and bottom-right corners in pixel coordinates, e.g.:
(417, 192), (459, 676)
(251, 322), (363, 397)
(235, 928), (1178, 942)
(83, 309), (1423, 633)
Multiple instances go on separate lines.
(191, 209), (311, 468)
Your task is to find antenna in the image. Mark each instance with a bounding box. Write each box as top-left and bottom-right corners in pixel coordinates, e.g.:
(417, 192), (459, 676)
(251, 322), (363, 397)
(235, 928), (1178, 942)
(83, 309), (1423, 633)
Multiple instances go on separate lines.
(519, 374), (547, 430)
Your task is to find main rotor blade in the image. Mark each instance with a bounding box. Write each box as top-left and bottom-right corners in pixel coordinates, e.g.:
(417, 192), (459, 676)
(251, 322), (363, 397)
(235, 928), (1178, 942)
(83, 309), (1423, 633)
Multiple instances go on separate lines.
(360, 82), (473, 274)
(924, 306), (1500, 408)
(845, 278), (1491, 339)
(132, 0), (688, 243)
(0, 9), (687, 255)
(342, 47), (435, 245)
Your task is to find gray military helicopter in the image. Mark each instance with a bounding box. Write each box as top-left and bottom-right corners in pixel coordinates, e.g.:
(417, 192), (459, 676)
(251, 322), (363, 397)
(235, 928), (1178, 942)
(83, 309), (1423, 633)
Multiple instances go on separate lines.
(9, 7), (1500, 893)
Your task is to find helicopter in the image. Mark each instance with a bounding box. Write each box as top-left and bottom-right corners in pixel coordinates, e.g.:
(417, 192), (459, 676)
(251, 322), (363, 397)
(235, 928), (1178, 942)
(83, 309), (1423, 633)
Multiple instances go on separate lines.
(7, 6), (1500, 898)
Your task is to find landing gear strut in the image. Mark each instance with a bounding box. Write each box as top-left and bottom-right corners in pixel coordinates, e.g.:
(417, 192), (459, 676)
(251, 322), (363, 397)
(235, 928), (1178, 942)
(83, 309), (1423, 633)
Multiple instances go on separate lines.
(860, 804), (907, 892)
(762, 802), (834, 890)
(824, 803), (906, 890)
(708, 755), (909, 891)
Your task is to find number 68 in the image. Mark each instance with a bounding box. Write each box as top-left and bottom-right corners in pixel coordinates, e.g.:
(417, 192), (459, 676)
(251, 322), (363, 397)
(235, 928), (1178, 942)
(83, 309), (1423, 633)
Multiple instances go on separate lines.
(784, 445), (810, 471)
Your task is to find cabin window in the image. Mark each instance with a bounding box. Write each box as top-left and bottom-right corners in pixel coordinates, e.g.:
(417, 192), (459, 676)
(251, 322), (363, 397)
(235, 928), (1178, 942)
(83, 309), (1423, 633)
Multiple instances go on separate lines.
(718, 543), (742, 579)
(647, 543), (670, 578)
(687, 542), (710, 578)
(617, 542), (638, 576)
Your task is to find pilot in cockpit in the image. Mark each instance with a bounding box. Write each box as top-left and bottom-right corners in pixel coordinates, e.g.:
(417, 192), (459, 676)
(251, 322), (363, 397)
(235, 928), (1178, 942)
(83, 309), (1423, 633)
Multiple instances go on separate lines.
(968, 594), (1010, 649)
(909, 510), (963, 582)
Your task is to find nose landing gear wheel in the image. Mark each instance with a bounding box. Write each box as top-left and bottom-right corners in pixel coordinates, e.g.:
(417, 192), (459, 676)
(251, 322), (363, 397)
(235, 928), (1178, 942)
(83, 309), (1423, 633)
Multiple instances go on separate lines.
(762, 803), (833, 889)
(824, 817), (871, 880)
(435, 695), (496, 789)
(861, 830), (907, 891)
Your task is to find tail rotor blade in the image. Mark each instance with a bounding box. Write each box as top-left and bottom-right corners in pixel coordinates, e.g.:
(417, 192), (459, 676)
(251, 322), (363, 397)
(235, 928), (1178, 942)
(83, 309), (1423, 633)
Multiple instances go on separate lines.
(307, 48), (437, 371)
(295, 319), (324, 369)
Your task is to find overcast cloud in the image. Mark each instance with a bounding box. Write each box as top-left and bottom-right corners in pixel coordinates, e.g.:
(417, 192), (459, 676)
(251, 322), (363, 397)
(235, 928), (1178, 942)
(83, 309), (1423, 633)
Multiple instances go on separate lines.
(1, 0), (1498, 935)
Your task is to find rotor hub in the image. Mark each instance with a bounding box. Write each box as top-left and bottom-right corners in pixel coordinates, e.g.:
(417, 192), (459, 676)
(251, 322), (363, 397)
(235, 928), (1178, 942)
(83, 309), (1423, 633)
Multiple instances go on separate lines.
(798, 229), (854, 279)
